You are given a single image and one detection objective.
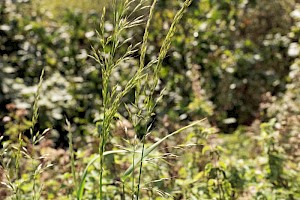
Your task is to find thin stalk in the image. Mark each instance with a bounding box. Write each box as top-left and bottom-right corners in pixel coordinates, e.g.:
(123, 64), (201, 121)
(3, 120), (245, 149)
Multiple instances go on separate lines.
(139, 0), (157, 70)
(121, 181), (125, 200)
(136, 139), (145, 200)
(135, 0), (157, 103)
(99, 84), (107, 199)
(99, 89), (107, 199)
(98, 0), (117, 197)
(99, 136), (105, 199)
(31, 69), (44, 200)
(97, 0), (142, 197)
(134, 1), (192, 199)
(131, 144), (136, 200)
(14, 132), (23, 199)
(135, 1), (157, 199)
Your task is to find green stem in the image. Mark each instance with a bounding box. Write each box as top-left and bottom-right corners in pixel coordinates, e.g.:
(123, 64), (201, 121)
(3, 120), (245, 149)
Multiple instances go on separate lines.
(121, 181), (125, 200)
(131, 145), (135, 200)
(99, 131), (106, 199)
(136, 138), (145, 200)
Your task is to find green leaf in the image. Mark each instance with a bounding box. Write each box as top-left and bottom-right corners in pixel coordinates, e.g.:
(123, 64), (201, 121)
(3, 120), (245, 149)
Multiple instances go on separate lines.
(202, 145), (210, 155)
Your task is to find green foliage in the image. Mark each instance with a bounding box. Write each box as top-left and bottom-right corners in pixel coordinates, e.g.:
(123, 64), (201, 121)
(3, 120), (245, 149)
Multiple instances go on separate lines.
(1, 0), (300, 199)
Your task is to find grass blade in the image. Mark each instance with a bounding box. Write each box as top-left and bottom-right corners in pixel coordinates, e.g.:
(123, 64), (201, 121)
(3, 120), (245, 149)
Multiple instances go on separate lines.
(122, 119), (205, 181)
(77, 150), (128, 200)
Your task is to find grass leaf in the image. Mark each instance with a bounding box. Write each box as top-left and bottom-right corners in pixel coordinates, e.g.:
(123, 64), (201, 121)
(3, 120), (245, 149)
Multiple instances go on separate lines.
(121, 119), (205, 181)
(77, 150), (128, 200)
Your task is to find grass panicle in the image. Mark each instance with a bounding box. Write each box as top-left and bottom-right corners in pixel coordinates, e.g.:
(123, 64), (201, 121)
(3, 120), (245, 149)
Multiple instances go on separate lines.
(0, 69), (48, 200)
(134, 0), (192, 199)
(82, 0), (194, 199)
(2, 0), (194, 199)
(89, 0), (149, 198)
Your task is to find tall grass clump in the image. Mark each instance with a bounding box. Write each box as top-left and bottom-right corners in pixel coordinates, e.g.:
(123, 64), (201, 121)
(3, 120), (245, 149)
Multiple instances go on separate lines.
(77, 0), (197, 199)
(0, 69), (52, 200)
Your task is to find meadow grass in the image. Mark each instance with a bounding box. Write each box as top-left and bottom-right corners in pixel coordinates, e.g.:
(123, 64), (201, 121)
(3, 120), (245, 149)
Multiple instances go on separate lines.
(1, 0), (197, 199)
(0, 69), (51, 200)
(1, 0), (300, 199)
(82, 0), (194, 199)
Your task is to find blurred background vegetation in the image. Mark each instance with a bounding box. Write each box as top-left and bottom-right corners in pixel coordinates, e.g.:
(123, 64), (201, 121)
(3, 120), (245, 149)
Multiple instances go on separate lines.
(1, 0), (300, 199)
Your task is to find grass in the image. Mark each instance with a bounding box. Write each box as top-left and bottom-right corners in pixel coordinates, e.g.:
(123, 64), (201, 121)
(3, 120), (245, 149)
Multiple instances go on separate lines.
(87, 0), (194, 199)
(1, 0), (206, 199)
(1, 0), (300, 199)
(0, 0), (197, 199)
(0, 69), (51, 200)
